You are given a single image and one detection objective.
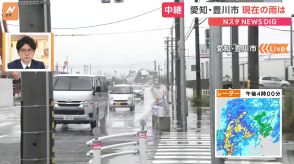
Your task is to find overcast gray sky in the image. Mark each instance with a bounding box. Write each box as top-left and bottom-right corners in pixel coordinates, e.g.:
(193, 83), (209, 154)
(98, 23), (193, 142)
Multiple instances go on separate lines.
(50, 0), (174, 75)
(1, 0), (294, 76)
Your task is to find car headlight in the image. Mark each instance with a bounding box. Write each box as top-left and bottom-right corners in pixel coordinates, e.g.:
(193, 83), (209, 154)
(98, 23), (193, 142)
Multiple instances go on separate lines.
(128, 96), (133, 101)
(83, 100), (95, 107)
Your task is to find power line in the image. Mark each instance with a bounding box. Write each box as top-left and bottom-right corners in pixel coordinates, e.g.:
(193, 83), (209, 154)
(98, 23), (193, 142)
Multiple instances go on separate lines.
(57, 61), (155, 68)
(54, 26), (212, 37)
(55, 7), (161, 29)
(185, 22), (195, 40)
(56, 25), (294, 35)
(56, 65), (155, 69)
(55, 65), (154, 70)
(185, 18), (206, 40)
(7, 7), (161, 30)
(185, 18), (207, 40)
(6, 24), (209, 36)
(70, 63), (154, 68)
(185, 18), (195, 40)
(185, 18), (207, 41)
(263, 26), (294, 32)
(54, 27), (171, 36)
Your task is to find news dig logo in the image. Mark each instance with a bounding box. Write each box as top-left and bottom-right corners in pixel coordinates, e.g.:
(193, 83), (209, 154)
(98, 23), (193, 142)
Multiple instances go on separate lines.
(223, 18), (277, 25)
(208, 17), (291, 26)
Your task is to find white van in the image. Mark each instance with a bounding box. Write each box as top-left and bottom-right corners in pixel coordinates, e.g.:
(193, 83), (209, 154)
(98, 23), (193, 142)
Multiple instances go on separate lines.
(109, 84), (135, 112)
(53, 74), (108, 129)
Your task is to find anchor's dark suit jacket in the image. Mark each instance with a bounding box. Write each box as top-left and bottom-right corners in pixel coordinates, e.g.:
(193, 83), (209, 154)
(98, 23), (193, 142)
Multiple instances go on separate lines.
(8, 59), (45, 69)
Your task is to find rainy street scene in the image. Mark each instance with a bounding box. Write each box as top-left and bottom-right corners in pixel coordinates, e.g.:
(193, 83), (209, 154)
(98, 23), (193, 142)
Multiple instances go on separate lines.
(1, 0), (294, 164)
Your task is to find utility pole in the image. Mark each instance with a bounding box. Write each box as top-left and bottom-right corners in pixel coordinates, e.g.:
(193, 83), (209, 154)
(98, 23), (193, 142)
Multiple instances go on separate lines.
(90, 64), (92, 74)
(158, 65), (161, 85)
(241, 63), (246, 88)
(154, 60), (156, 85)
(55, 63), (58, 74)
(209, 26), (225, 164)
(165, 37), (170, 102)
(19, 0), (53, 164)
(66, 55), (69, 73)
(171, 26), (174, 108)
(179, 0), (187, 131)
(194, 0), (203, 131)
(248, 26), (259, 89)
(194, 8), (201, 99)
(231, 26), (240, 89)
(175, 0), (182, 126)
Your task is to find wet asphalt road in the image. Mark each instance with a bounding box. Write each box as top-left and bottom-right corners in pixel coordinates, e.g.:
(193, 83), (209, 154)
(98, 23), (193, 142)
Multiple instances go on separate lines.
(54, 87), (155, 164)
(0, 87), (155, 164)
(1, 87), (294, 164)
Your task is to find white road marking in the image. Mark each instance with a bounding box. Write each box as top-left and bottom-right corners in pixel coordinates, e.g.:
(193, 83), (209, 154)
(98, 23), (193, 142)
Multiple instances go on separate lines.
(111, 121), (125, 128)
(0, 122), (15, 128)
(0, 106), (20, 111)
(0, 135), (8, 139)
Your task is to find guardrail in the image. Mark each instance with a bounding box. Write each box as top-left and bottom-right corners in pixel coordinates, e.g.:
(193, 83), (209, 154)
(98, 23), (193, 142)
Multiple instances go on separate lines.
(86, 120), (148, 164)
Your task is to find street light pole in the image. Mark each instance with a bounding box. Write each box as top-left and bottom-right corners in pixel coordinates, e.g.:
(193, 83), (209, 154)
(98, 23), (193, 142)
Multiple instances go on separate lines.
(194, 0), (201, 99)
(240, 62), (247, 88)
(67, 55), (69, 73)
(154, 60), (156, 85)
(179, 0), (187, 131)
(165, 37), (170, 102)
(158, 65), (161, 85)
(171, 26), (174, 108)
(195, 17), (202, 99)
(175, 0), (182, 125)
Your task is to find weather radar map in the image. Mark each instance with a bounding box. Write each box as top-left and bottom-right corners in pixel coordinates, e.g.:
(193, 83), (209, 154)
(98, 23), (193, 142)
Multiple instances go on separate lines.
(215, 89), (281, 157)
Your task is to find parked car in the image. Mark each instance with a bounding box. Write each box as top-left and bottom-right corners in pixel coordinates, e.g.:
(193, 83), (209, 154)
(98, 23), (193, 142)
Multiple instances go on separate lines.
(259, 76), (290, 89)
(131, 84), (144, 100)
(109, 84), (135, 112)
(53, 74), (108, 130)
